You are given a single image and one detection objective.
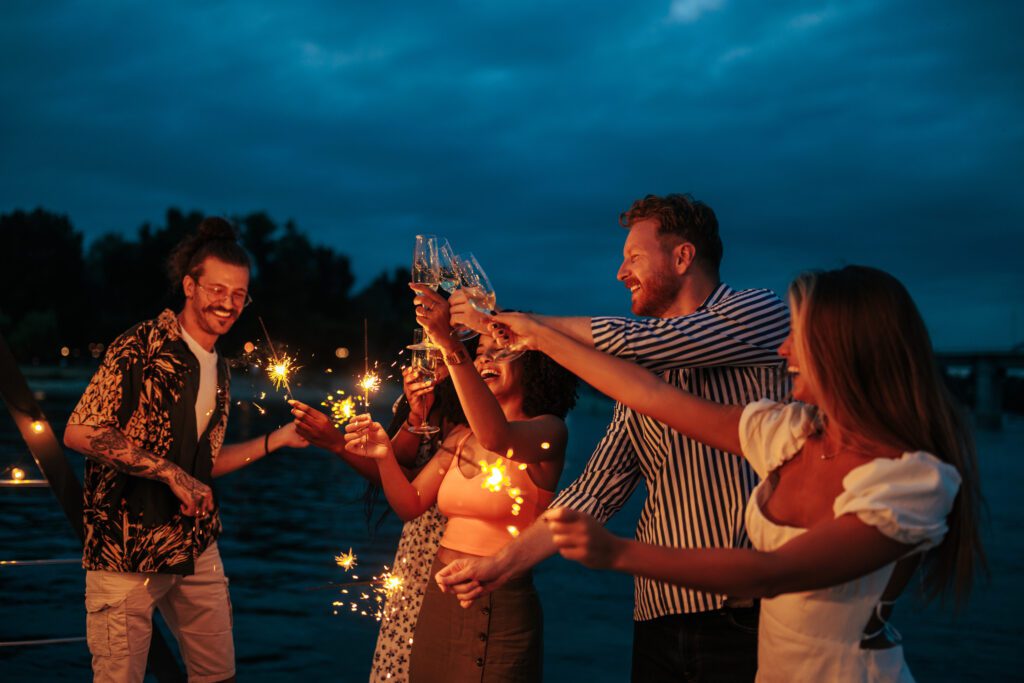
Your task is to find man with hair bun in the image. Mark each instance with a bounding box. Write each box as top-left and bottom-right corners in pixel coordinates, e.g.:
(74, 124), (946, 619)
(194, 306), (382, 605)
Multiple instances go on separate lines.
(65, 217), (308, 683)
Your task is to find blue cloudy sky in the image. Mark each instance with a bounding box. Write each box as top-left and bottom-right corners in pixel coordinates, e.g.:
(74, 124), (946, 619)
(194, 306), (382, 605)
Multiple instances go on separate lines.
(3, 0), (1022, 350)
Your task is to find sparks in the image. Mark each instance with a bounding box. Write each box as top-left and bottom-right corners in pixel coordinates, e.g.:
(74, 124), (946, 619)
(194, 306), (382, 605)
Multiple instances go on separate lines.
(358, 372), (382, 395)
(335, 548), (358, 571)
(11, 467), (25, 482)
(478, 458), (510, 493)
(322, 393), (357, 428)
(267, 355), (299, 393)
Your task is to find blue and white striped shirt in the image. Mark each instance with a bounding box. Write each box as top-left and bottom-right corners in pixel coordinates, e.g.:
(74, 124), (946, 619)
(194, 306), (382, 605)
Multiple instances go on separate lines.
(552, 283), (791, 620)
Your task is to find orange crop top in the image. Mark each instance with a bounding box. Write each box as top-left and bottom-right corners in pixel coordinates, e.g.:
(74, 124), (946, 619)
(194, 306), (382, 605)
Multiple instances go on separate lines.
(437, 431), (555, 557)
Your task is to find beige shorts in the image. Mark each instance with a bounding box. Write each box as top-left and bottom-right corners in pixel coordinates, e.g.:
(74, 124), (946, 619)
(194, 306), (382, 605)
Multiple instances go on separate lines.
(85, 542), (235, 683)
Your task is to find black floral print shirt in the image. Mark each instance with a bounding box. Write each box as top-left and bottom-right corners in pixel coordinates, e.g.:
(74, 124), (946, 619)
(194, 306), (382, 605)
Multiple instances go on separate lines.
(68, 309), (229, 574)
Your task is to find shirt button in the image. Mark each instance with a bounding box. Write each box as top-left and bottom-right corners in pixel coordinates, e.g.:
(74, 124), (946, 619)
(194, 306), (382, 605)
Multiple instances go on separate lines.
(475, 657), (484, 667)
(481, 607), (490, 616)
(477, 632), (487, 642)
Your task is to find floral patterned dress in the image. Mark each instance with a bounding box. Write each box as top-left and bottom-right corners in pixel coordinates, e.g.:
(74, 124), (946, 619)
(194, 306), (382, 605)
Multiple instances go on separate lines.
(369, 437), (448, 682)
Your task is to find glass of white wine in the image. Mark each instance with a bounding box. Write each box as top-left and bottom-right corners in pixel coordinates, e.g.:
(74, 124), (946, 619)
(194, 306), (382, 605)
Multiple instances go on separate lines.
(456, 252), (525, 362)
(438, 239), (478, 342)
(406, 342), (441, 436)
(409, 234), (441, 351)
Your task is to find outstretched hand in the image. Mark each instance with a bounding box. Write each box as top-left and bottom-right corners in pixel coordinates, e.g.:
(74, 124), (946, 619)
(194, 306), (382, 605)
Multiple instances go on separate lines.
(448, 289), (494, 335)
(544, 507), (625, 570)
(274, 421), (310, 450)
(489, 311), (544, 350)
(343, 414), (393, 460)
(289, 400), (340, 452)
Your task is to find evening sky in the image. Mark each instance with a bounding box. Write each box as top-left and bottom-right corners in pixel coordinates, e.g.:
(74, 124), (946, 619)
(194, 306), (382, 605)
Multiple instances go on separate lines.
(2, 0), (1022, 350)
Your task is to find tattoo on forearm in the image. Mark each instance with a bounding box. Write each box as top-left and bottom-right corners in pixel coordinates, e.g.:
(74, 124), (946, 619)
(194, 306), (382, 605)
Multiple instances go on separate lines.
(85, 427), (177, 482)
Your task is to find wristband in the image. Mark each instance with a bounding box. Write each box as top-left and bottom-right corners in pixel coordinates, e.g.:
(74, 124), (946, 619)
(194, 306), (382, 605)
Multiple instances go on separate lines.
(442, 346), (470, 366)
(264, 432), (271, 456)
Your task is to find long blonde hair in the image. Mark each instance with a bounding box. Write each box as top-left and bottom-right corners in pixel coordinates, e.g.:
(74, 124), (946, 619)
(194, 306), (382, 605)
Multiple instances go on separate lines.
(789, 265), (985, 605)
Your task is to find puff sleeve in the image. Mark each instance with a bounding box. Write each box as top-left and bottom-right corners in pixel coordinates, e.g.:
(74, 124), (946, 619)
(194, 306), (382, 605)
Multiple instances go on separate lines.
(833, 452), (961, 551)
(738, 399), (817, 478)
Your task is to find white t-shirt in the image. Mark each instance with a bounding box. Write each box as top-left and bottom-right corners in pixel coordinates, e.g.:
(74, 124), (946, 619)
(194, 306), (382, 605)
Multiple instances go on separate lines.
(179, 324), (219, 439)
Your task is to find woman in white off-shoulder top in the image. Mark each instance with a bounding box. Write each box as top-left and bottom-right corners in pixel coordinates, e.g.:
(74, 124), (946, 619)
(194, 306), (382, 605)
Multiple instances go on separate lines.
(491, 265), (985, 682)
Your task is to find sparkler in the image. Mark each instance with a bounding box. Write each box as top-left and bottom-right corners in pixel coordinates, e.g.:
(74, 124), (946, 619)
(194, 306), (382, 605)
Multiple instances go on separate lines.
(257, 316), (299, 397)
(322, 392), (357, 428)
(334, 548), (358, 571)
(328, 560), (409, 623)
(10, 467), (25, 482)
(475, 447), (535, 517)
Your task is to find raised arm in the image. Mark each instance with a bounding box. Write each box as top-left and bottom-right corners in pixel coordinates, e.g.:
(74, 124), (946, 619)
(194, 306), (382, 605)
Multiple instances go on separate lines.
(589, 287), (788, 373)
(494, 312), (745, 456)
(546, 508), (912, 598)
(411, 284), (566, 465)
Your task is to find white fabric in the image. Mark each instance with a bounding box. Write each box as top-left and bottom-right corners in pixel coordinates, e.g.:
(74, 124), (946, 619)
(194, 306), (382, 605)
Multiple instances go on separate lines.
(738, 400), (962, 682)
(179, 325), (218, 438)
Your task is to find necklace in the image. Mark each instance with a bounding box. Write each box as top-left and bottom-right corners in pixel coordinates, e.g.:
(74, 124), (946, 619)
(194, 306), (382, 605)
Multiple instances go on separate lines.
(811, 432), (837, 461)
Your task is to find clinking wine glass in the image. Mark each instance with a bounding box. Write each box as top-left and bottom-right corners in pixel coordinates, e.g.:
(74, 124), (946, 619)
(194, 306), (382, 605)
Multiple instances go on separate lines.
(409, 234), (441, 351)
(438, 239), (478, 342)
(406, 345), (441, 436)
(456, 252), (525, 362)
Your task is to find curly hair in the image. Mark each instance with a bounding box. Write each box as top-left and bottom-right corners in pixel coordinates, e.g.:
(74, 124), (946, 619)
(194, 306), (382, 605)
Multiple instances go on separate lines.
(518, 349), (579, 419)
(166, 216), (251, 285)
(620, 193), (723, 272)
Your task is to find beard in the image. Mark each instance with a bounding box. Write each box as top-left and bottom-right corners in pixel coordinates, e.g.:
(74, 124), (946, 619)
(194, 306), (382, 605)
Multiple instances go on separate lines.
(193, 300), (238, 336)
(632, 267), (682, 317)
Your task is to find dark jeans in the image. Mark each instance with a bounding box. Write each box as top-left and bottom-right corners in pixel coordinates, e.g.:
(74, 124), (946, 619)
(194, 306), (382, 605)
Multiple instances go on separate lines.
(631, 603), (759, 683)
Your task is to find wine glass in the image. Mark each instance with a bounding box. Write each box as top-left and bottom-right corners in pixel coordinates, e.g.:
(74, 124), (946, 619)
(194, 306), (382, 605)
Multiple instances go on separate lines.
(438, 240), (478, 342)
(438, 239), (461, 294)
(409, 235), (441, 350)
(412, 234), (441, 290)
(406, 342), (441, 436)
(456, 253), (525, 362)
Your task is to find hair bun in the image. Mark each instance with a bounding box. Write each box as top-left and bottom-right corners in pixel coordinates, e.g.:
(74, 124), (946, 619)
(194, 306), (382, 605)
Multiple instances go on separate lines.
(197, 216), (239, 242)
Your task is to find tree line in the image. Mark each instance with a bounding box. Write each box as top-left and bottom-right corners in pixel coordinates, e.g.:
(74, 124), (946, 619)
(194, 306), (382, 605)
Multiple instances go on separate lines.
(0, 207), (415, 373)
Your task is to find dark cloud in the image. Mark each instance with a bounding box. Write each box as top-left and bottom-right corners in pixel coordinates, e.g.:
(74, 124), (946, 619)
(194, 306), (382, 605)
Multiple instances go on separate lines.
(2, 0), (1021, 349)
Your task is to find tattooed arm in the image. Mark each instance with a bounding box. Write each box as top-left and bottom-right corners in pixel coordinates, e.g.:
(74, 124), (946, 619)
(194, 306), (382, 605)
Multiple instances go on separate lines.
(64, 425), (214, 517)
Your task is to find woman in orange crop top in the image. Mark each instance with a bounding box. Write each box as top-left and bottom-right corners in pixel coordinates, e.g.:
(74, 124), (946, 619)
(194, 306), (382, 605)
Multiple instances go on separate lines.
(344, 285), (578, 683)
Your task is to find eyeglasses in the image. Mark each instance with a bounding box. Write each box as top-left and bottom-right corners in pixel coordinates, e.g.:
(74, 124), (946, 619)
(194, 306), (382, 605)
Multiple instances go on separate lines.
(195, 281), (253, 309)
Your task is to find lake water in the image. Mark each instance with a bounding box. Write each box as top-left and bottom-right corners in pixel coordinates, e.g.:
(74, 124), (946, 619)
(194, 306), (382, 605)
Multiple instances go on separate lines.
(1, 371), (1021, 681)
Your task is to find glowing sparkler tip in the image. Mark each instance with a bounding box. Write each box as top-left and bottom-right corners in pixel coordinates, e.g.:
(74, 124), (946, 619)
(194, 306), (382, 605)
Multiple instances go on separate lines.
(335, 548), (358, 571)
(265, 354), (300, 392)
(30, 421), (44, 434)
(358, 372), (382, 393)
(507, 525), (520, 537)
(11, 467), (25, 481)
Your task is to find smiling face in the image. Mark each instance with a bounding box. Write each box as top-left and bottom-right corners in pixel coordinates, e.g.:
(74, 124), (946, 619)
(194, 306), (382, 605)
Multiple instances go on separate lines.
(778, 300), (820, 405)
(182, 256), (250, 343)
(474, 335), (524, 400)
(616, 218), (683, 317)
